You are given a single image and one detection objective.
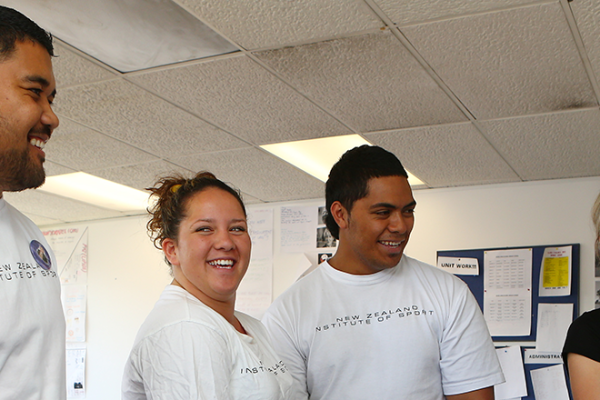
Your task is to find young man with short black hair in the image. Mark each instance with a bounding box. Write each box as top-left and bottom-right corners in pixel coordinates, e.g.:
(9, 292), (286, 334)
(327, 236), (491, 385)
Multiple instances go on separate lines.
(263, 145), (503, 400)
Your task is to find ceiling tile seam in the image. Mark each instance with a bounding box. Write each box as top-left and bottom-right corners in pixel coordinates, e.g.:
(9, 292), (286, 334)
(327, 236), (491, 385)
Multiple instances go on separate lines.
(559, 0), (600, 105)
(53, 38), (122, 76)
(390, 0), (557, 28)
(241, 27), (386, 53)
(51, 114), (165, 162)
(41, 159), (77, 175)
(473, 106), (600, 123)
(170, 0), (251, 52)
(168, 0), (367, 134)
(361, 121), (472, 137)
(116, 74), (259, 148)
(362, 0), (476, 122)
(241, 51), (361, 134)
(123, 52), (245, 77)
(170, 0), (384, 53)
(470, 120), (525, 181)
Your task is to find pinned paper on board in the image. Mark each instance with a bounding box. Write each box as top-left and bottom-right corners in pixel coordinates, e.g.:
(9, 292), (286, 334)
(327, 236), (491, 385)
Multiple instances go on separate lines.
(483, 248), (533, 336)
(437, 256), (479, 276)
(539, 246), (571, 297)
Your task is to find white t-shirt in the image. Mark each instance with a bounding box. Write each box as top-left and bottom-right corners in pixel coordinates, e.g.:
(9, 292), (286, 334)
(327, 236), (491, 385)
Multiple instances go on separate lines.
(122, 285), (294, 400)
(262, 256), (504, 400)
(0, 198), (66, 399)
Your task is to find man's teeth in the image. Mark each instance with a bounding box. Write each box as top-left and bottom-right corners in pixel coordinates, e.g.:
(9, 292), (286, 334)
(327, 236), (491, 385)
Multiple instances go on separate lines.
(380, 241), (401, 247)
(29, 138), (46, 149)
(209, 260), (234, 268)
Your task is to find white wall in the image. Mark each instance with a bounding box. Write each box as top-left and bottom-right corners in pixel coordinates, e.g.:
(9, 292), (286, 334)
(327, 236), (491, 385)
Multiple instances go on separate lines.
(44, 176), (600, 399)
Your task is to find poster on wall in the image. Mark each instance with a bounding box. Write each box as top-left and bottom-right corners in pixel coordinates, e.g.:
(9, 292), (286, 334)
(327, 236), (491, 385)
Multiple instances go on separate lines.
(483, 248), (533, 336)
(237, 208), (274, 319)
(280, 206), (317, 253)
(66, 347), (86, 399)
(538, 246), (571, 297)
(42, 226), (88, 285)
(62, 285), (87, 342)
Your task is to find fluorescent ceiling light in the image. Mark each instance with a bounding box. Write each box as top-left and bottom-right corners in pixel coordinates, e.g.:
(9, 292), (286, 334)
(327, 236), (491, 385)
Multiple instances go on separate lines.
(37, 172), (150, 212)
(5, 0), (238, 72)
(261, 135), (425, 187)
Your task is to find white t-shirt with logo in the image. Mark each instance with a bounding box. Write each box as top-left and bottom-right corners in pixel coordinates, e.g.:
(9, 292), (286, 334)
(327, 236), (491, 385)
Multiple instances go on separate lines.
(122, 285), (294, 400)
(262, 256), (504, 400)
(0, 198), (66, 399)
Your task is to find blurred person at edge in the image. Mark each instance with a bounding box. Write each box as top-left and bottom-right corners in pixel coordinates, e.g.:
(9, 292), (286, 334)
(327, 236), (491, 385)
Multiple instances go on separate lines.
(563, 193), (600, 400)
(0, 6), (65, 400)
(122, 171), (293, 400)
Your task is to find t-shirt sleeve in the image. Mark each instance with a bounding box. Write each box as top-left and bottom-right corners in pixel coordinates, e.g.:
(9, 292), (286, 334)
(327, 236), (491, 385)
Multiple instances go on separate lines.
(439, 280), (505, 395)
(562, 309), (600, 363)
(262, 305), (310, 400)
(123, 321), (233, 400)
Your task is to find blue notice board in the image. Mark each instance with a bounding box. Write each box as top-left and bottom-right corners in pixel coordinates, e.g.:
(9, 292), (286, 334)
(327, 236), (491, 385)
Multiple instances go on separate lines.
(437, 244), (579, 342)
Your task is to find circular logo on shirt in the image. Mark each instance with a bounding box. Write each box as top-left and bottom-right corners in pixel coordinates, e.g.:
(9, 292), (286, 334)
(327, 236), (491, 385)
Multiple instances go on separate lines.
(29, 240), (52, 270)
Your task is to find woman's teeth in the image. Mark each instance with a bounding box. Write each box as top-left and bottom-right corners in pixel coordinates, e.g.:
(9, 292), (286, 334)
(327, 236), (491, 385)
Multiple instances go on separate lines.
(209, 260), (234, 268)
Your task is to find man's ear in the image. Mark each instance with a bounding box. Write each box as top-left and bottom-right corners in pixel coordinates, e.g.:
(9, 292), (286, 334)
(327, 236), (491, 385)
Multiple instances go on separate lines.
(330, 201), (349, 230)
(162, 238), (179, 267)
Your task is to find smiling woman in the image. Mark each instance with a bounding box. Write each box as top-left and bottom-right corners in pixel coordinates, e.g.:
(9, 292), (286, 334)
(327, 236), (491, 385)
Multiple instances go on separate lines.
(122, 171), (293, 400)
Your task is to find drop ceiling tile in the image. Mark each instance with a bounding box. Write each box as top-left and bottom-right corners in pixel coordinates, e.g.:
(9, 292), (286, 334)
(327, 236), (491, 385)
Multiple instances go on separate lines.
(52, 79), (250, 157)
(53, 41), (116, 89)
(23, 213), (64, 227)
(365, 122), (520, 187)
(3, 191), (125, 223)
(478, 108), (600, 180)
(401, 3), (597, 119)
(571, 0), (600, 84)
(375, 0), (540, 25)
(90, 160), (193, 191)
(129, 55), (352, 144)
(255, 31), (466, 132)
(44, 160), (77, 177)
(177, 0), (382, 50)
(170, 148), (324, 202)
(46, 118), (158, 171)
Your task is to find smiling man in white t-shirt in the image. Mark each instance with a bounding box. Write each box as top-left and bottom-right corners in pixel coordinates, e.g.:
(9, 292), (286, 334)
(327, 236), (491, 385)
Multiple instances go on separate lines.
(263, 145), (504, 400)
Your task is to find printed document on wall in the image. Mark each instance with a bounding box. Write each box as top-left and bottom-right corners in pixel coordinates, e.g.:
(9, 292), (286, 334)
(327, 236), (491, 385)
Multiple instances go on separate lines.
(484, 248), (532, 336)
(279, 206), (317, 253)
(66, 347), (86, 399)
(539, 246), (571, 297)
(237, 208), (273, 319)
(42, 226), (88, 285)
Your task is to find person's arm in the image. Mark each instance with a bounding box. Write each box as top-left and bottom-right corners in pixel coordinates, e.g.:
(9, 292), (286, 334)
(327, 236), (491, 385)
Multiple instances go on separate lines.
(446, 386), (495, 400)
(262, 309), (310, 400)
(568, 353), (600, 400)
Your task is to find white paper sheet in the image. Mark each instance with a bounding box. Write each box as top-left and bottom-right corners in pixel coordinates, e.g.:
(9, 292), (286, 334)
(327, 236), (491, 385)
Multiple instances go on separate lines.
(62, 285), (87, 342)
(237, 208), (274, 319)
(494, 346), (528, 400)
(42, 226), (88, 285)
(524, 349), (563, 364)
(536, 303), (573, 352)
(530, 364), (570, 400)
(66, 347), (86, 399)
(280, 206), (317, 252)
(437, 256), (479, 276)
(539, 246), (572, 297)
(484, 248), (533, 336)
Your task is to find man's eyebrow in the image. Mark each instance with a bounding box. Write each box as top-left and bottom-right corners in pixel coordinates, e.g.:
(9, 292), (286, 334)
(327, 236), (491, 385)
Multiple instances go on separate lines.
(24, 75), (57, 97)
(369, 200), (417, 210)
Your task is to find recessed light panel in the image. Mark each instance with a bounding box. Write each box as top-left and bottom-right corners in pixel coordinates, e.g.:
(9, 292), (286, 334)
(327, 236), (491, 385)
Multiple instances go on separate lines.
(38, 172), (150, 212)
(5, 0), (239, 72)
(261, 135), (425, 187)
